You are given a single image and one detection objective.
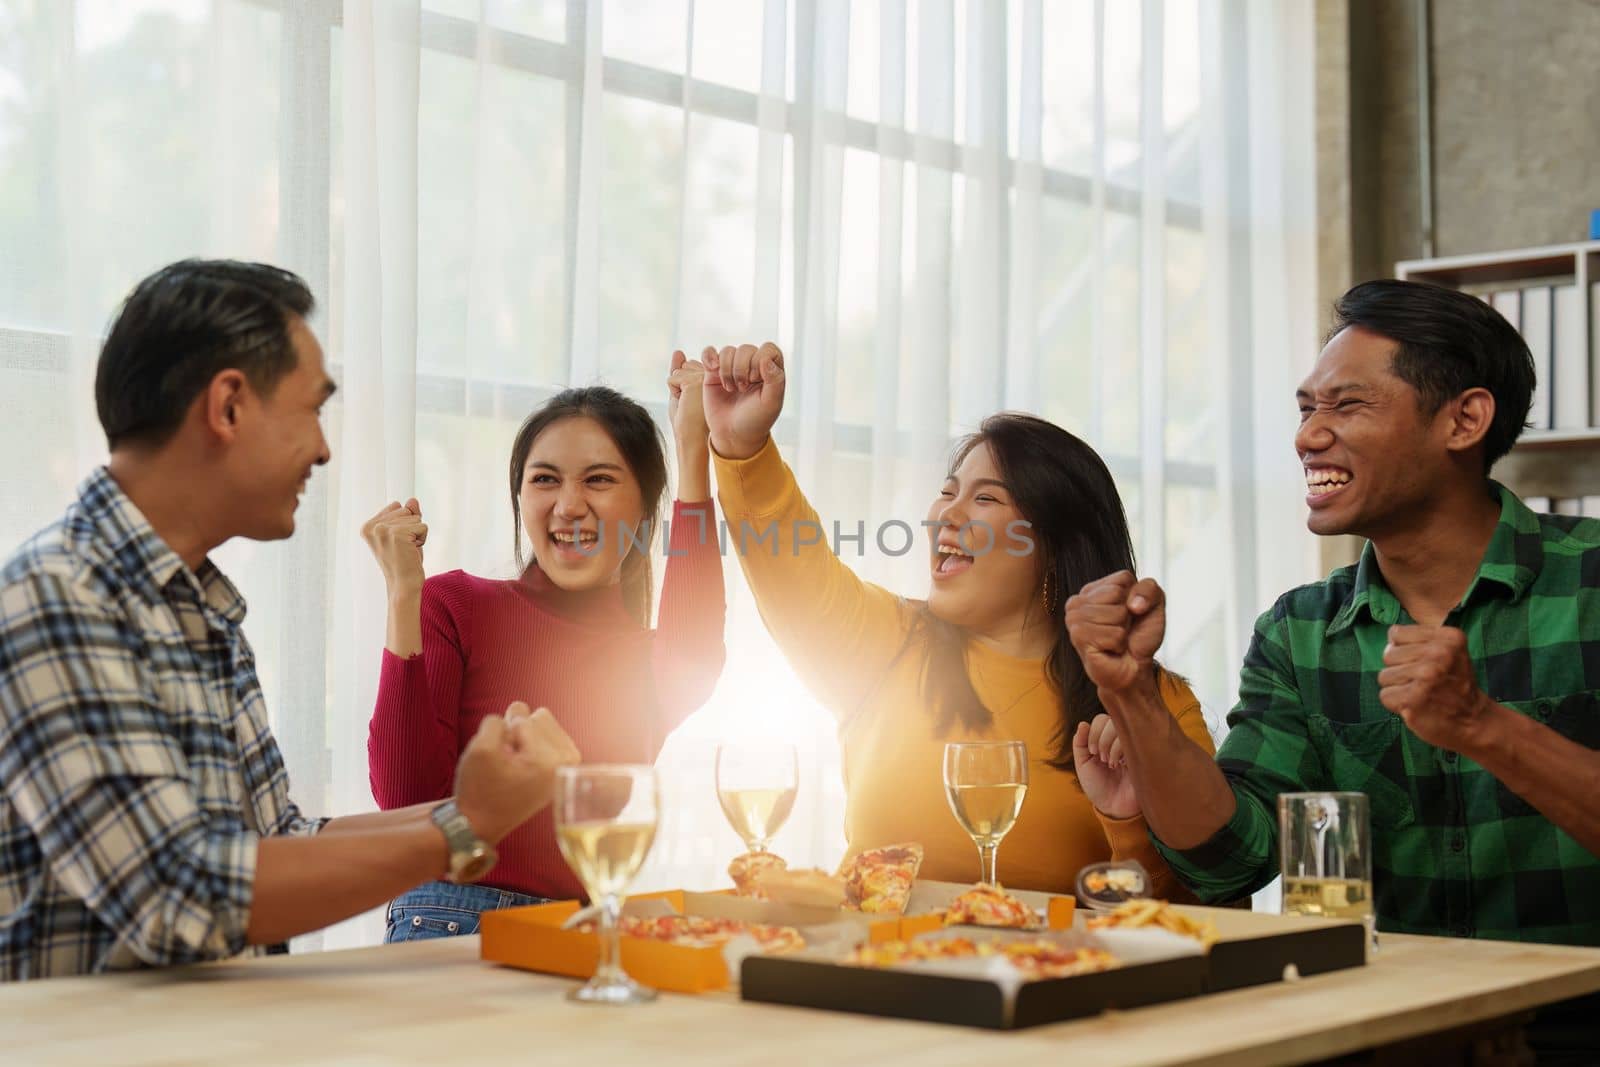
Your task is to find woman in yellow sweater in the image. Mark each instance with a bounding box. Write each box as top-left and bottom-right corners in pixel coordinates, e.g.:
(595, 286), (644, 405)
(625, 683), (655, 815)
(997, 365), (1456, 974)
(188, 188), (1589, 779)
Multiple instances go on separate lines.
(700, 342), (1215, 898)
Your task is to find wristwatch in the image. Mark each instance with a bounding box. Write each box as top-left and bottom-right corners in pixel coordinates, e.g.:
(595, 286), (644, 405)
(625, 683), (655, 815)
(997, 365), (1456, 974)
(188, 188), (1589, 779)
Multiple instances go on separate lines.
(431, 799), (498, 884)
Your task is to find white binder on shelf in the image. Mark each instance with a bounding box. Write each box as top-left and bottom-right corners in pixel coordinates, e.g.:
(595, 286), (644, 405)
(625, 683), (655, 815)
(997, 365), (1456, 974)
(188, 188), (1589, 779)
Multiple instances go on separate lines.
(1592, 282), (1600, 429)
(1552, 284), (1587, 430)
(1494, 290), (1548, 431)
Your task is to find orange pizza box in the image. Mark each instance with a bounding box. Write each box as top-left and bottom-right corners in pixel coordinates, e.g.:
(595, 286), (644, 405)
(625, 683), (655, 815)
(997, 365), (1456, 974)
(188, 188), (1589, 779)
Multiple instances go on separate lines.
(701, 881), (921, 944)
(678, 891), (890, 953)
(480, 890), (731, 993)
(480, 888), (871, 994)
(680, 889), (874, 931)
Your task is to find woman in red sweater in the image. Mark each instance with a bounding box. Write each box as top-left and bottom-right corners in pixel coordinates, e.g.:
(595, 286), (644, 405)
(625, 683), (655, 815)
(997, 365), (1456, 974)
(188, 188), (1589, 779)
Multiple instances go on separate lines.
(364, 354), (725, 941)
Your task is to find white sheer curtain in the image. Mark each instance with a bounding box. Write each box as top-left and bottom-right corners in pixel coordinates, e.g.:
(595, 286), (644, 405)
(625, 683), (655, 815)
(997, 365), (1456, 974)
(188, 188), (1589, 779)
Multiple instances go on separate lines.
(0, 0), (1317, 948)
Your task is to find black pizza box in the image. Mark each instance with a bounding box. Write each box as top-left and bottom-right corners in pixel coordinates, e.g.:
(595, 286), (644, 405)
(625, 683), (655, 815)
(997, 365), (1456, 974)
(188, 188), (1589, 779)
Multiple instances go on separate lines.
(1176, 904), (1368, 992)
(740, 926), (1208, 1030)
(739, 904), (1368, 1029)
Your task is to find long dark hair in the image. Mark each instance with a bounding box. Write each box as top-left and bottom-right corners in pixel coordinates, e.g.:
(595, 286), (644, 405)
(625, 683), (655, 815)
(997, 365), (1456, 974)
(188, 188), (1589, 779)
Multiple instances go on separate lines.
(914, 412), (1153, 770)
(507, 387), (668, 626)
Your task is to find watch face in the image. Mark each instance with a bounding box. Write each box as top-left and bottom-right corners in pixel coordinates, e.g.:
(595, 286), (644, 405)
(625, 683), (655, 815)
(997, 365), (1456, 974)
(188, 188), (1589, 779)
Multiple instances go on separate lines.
(453, 845), (497, 884)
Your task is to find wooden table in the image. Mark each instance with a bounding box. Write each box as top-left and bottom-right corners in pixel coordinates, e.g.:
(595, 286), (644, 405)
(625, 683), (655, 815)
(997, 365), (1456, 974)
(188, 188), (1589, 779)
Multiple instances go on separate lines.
(5, 927), (1600, 1067)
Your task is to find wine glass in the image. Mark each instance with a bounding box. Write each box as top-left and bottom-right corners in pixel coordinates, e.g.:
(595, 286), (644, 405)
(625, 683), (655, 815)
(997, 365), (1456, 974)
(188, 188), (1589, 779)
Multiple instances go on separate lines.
(715, 741), (798, 853)
(943, 741), (1028, 886)
(553, 764), (660, 1005)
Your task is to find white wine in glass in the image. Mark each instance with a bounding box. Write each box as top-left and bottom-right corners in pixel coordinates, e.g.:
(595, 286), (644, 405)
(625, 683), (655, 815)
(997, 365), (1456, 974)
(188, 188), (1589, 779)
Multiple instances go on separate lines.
(554, 764), (660, 1005)
(1280, 876), (1373, 921)
(943, 741), (1028, 886)
(557, 820), (658, 900)
(1279, 792), (1377, 954)
(715, 742), (798, 853)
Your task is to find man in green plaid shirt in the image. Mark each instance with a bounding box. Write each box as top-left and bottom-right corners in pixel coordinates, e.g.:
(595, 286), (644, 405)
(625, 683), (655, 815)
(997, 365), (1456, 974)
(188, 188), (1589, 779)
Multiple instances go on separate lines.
(1065, 279), (1600, 949)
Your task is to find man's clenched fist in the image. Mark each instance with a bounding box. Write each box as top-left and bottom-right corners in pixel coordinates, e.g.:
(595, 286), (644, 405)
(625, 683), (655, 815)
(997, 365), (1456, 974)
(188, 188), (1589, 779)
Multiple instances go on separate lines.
(1064, 570), (1167, 695)
(453, 703), (581, 843)
(1377, 625), (1495, 752)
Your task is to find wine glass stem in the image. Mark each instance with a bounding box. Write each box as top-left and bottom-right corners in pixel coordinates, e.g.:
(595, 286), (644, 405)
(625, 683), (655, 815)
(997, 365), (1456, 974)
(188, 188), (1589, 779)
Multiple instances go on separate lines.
(595, 893), (625, 985)
(978, 840), (999, 886)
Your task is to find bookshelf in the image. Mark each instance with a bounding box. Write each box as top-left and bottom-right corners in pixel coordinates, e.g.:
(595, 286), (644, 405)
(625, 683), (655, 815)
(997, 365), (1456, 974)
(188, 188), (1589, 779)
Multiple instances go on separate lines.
(1396, 240), (1600, 505)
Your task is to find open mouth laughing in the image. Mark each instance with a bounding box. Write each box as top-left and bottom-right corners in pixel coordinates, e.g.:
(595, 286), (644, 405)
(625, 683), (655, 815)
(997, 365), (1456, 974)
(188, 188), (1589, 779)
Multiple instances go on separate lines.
(549, 527), (601, 560)
(933, 542), (974, 579)
(1305, 465), (1353, 506)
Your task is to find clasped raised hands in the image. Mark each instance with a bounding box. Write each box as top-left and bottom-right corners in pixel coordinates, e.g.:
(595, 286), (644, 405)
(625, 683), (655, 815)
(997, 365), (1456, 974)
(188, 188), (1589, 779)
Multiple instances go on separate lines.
(701, 342), (786, 461)
(668, 349), (710, 449)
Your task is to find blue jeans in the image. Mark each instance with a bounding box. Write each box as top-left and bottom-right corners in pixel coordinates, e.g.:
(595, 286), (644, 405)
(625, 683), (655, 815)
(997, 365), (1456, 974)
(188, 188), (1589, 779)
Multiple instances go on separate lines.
(384, 881), (550, 944)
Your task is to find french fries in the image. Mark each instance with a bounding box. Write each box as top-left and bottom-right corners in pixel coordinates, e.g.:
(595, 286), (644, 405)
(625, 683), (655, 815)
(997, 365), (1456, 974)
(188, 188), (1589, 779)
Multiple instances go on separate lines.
(1085, 899), (1219, 947)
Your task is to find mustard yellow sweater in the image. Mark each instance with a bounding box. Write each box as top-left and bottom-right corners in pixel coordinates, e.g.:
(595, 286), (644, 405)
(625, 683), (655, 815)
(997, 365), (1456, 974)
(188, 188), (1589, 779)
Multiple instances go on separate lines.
(715, 439), (1216, 897)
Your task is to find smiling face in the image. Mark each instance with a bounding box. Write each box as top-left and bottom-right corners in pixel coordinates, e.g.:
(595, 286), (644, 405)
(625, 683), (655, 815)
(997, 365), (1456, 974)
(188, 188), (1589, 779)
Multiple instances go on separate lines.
(223, 315), (335, 541)
(1296, 325), (1457, 539)
(924, 441), (1041, 634)
(518, 415), (646, 590)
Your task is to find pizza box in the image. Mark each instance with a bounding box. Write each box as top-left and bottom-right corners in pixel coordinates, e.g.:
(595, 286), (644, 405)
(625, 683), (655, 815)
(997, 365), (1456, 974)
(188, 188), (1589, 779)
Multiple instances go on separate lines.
(479, 889), (883, 994)
(738, 895), (1367, 1029)
(740, 924), (1208, 1030)
(1172, 903), (1368, 992)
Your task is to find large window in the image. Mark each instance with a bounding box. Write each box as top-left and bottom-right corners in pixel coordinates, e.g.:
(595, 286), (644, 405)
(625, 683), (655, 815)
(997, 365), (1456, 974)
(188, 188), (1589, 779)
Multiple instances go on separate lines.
(0, 0), (1317, 943)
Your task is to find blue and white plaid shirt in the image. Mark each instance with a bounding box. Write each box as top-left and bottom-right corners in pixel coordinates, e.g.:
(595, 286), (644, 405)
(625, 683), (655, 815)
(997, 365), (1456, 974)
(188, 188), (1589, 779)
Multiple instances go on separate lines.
(0, 468), (325, 980)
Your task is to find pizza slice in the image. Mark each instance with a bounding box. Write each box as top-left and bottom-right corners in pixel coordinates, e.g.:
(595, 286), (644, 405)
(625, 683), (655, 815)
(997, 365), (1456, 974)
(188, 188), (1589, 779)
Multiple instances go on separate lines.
(728, 850), (789, 898)
(837, 842), (924, 914)
(943, 884), (1037, 928)
(847, 935), (1118, 979)
(746, 922), (807, 955)
(847, 936), (983, 967)
(592, 914), (805, 955)
(999, 941), (1119, 979)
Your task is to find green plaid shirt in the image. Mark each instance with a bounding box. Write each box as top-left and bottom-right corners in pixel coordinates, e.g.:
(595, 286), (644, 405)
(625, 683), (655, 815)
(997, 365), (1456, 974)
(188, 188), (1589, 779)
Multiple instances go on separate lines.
(1156, 483), (1600, 945)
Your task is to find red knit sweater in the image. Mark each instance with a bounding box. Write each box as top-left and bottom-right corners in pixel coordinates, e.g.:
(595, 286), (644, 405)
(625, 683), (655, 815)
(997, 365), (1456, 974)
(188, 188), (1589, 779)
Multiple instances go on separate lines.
(367, 500), (726, 899)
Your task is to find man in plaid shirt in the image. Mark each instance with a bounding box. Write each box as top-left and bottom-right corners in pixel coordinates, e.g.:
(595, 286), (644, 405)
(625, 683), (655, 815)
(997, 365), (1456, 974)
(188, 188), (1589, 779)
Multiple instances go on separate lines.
(0, 261), (579, 980)
(1065, 280), (1600, 949)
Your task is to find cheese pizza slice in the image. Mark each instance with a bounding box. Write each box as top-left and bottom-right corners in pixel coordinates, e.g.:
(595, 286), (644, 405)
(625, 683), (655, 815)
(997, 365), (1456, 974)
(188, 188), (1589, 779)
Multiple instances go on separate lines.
(728, 850), (789, 898)
(837, 842), (924, 914)
(848, 936), (1118, 979)
(943, 884), (1036, 928)
(585, 914), (805, 955)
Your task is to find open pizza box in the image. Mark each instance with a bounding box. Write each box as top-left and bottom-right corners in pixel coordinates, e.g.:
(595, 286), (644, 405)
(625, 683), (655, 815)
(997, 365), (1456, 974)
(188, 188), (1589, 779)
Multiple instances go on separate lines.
(480, 888), (897, 994)
(479, 877), (1077, 995)
(738, 889), (1369, 1030)
(737, 878), (1208, 1030)
(740, 920), (1209, 1030)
